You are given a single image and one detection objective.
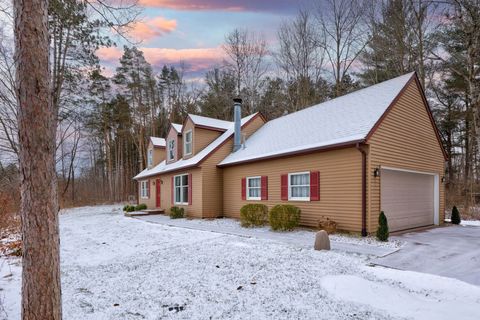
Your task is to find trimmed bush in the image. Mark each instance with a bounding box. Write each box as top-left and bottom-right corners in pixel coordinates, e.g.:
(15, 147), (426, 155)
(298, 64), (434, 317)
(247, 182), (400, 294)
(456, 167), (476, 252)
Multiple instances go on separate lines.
(170, 206), (185, 219)
(451, 206), (461, 225)
(123, 205), (129, 211)
(240, 204), (268, 227)
(135, 203), (147, 211)
(269, 205), (301, 231)
(376, 211), (389, 241)
(125, 205), (135, 212)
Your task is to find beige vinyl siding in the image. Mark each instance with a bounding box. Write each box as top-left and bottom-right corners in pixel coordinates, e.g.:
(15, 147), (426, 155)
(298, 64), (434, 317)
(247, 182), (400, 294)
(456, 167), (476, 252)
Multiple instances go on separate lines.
(201, 115), (266, 218)
(138, 179), (156, 208)
(144, 168), (203, 217)
(222, 147), (363, 231)
(368, 80), (445, 232)
(146, 140), (165, 167)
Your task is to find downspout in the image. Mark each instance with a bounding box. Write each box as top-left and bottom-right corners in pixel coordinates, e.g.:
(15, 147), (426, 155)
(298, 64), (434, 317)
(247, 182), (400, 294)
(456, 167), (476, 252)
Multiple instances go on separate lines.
(356, 142), (368, 237)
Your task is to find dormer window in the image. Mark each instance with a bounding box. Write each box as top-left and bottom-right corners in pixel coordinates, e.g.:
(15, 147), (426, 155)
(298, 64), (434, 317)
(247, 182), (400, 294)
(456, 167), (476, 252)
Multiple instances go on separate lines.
(147, 149), (153, 167)
(184, 130), (192, 155)
(168, 139), (175, 161)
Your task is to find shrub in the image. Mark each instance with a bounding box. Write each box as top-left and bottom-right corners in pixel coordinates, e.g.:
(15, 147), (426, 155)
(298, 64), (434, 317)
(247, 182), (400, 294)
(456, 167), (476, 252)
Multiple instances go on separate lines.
(269, 205), (301, 231)
(170, 206), (185, 219)
(376, 211), (389, 241)
(451, 206), (461, 225)
(135, 203), (147, 211)
(240, 204), (268, 227)
(125, 205), (135, 212)
(123, 205), (129, 211)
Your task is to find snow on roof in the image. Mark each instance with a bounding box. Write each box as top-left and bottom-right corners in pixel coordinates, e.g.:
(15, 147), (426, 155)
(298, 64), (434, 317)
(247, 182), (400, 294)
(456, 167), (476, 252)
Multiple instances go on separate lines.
(220, 73), (415, 166)
(150, 137), (166, 147)
(171, 123), (183, 133)
(134, 113), (259, 180)
(188, 114), (232, 130)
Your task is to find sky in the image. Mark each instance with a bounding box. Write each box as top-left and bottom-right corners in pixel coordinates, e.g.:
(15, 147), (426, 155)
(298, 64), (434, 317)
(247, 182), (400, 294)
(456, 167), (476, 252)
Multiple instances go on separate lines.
(97, 0), (303, 80)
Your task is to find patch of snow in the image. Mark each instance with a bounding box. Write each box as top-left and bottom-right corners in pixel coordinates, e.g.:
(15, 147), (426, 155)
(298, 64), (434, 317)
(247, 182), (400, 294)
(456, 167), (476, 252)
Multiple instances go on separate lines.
(188, 114), (232, 130)
(321, 266), (480, 320)
(220, 73), (414, 166)
(150, 137), (166, 147)
(444, 218), (480, 227)
(134, 113), (258, 179)
(2, 205), (478, 320)
(171, 123), (182, 133)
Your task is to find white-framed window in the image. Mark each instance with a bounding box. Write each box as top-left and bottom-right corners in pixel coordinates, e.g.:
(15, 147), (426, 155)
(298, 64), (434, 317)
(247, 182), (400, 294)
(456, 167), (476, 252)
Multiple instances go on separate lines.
(140, 180), (149, 199)
(174, 174), (189, 205)
(168, 139), (175, 161)
(184, 130), (192, 155)
(246, 176), (261, 200)
(147, 149), (153, 166)
(288, 172), (310, 201)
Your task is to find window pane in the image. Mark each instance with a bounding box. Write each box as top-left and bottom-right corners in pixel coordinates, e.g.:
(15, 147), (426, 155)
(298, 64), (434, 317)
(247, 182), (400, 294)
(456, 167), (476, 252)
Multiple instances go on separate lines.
(182, 186), (189, 203)
(175, 176), (181, 187)
(249, 188), (260, 198)
(248, 178), (260, 188)
(291, 173), (309, 186)
(175, 186), (181, 202)
(182, 174), (189, 185)
(291, 186), (309, 198)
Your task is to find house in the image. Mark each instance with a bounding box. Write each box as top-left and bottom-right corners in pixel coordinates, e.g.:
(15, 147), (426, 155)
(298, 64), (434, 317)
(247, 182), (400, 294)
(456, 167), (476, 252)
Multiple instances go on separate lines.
(134, 72), (446, 235)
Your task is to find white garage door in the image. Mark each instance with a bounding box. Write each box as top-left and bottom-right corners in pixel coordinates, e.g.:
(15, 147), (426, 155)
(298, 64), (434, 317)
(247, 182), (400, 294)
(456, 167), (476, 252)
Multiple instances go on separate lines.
(381, 169), (435, 232)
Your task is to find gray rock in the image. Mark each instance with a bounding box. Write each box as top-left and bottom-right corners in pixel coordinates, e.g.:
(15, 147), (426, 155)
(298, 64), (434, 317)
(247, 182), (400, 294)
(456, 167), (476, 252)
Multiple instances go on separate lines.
(314, 230), (330, 250)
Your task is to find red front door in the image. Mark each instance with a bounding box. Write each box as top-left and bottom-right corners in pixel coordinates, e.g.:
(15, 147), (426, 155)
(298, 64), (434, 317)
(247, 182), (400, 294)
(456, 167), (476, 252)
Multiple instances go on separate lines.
(156, 179), (161, 208)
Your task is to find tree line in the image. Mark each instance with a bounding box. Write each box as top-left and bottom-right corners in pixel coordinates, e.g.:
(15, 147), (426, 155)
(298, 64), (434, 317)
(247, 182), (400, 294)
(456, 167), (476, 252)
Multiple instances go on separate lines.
(1, 0), (480, 214)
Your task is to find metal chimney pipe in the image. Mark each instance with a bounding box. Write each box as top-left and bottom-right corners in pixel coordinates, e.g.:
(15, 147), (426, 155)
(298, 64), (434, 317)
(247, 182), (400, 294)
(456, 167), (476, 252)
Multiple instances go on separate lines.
(233, 98), (242, 152)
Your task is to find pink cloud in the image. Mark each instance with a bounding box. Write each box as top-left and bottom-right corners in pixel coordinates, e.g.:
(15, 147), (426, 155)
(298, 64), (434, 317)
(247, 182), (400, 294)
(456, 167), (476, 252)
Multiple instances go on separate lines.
(130, 17), (177, 41)
(137, 0), (295, 13)
(97, 46), (224, 73)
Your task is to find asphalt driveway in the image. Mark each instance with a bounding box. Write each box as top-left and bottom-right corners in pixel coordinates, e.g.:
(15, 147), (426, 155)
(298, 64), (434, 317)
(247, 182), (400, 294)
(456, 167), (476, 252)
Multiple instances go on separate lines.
(373, 225), (480, 286)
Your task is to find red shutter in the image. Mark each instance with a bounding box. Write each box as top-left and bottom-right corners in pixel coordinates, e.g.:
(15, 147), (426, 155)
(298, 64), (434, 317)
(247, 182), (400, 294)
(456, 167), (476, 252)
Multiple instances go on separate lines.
(188, 173), (192, 205)
(147, 180), (150, 198)
(310, 171), (320, 201)
(241, 177), (246, 200)
(171, 176), (174, 204)
(261, 176), (268, 200)
(281, 174), (288, 201)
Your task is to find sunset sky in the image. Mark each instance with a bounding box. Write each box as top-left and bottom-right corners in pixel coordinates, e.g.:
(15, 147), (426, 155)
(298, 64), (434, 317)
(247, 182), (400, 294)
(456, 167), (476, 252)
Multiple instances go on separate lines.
(98, 0), (303, 80)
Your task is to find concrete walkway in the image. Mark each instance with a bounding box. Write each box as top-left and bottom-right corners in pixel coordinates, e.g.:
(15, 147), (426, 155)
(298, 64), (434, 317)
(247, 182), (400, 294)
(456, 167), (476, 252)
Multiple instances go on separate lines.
(373, 225), (480, 286)
(135, 214), (397, 257)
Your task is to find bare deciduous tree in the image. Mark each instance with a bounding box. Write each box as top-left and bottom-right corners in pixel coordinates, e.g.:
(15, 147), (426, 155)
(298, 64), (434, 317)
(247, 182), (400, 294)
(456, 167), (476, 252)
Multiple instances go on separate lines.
(223, 28), (269, 113)
(317, 0), (369, 97)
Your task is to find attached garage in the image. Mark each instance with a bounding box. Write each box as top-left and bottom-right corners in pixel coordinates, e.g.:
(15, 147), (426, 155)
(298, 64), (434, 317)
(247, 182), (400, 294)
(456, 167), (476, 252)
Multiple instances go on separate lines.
(381, 168), (439, 232)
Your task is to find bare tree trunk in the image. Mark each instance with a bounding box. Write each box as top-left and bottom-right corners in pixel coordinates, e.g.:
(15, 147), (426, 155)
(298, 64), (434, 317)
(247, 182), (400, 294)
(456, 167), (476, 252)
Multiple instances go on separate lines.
(14, 0), (62, 319)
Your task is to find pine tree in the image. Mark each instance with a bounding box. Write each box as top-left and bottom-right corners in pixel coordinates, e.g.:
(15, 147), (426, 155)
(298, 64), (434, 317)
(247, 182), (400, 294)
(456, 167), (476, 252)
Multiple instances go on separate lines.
(451, 206), (461, 225)
(376, 211), (389, 241)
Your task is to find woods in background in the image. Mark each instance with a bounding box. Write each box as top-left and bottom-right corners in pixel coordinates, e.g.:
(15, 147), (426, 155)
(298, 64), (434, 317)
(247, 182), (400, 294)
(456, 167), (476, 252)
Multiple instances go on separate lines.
(1, 0), (479, 216)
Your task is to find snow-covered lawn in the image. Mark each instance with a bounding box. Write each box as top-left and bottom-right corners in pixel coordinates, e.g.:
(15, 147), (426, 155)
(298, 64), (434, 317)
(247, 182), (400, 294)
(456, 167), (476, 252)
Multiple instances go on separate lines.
(1, 205), (479, 320)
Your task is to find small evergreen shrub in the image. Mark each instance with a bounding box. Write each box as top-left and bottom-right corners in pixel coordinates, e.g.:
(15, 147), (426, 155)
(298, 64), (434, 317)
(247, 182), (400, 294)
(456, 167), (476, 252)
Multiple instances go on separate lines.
(123, 205), (129, 211)
(451, 206), (461, 225)
(269, 205), (301, 231)
(125, 205), (135, 212)
(135, 203), (147, 211)
(240, 204), (268, 227)
(170, 206), (185, 219)
(376, 211), (389, 241)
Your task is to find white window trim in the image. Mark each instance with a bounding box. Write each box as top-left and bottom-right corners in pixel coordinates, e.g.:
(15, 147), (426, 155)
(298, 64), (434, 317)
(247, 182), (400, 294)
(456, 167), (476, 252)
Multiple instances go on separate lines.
(147, 149), (153, 166)
(246, 176), (261, 201)
(183, 130), (192, 156)
(288, 171), (310, 201)
(174, 173), (189, 205)
(140, 180), (149, 199)
(167, 139), (175, 161)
